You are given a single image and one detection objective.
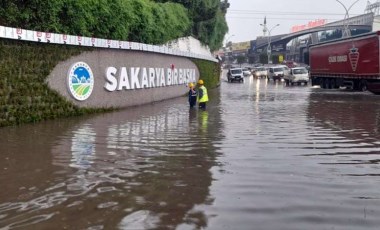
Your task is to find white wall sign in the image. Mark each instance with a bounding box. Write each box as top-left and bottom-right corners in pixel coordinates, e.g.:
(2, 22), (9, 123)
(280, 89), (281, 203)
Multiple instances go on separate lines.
(104, 66), (196, 92)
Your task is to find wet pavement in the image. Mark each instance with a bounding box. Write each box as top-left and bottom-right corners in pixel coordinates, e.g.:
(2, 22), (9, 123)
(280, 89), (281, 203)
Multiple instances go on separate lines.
(1, 74), (380, 229)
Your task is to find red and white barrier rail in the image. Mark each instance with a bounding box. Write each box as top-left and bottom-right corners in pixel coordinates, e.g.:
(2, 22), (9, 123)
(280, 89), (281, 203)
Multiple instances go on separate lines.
(0, 25), (217, 62)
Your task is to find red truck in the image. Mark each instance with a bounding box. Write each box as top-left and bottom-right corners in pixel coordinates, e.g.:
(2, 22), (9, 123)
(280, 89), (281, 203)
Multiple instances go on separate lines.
(309, 31), (380, 94)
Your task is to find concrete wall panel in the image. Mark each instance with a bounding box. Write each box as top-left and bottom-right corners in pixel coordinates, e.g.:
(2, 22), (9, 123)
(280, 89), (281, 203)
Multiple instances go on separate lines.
(47, 49), (199, 109)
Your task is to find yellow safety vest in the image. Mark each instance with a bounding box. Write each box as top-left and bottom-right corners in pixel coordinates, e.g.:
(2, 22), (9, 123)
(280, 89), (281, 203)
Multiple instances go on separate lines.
(198, 85), (209, 103)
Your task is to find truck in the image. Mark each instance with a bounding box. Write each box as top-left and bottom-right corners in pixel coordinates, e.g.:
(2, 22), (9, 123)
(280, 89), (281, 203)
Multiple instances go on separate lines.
(309, 31), (380, 94)
(284, 67), (309, 85)
(282, 60), (298, 68)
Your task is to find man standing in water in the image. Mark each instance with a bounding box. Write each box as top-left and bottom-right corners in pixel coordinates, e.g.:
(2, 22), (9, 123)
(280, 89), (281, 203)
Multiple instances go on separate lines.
(188, 83), (197, 108)
(197, 79), (209, 110)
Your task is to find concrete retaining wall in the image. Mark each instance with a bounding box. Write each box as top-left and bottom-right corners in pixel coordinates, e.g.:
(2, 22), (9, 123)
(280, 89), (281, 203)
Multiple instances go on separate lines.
(0, 26), (220, 126)
(166, 36), (213, 57)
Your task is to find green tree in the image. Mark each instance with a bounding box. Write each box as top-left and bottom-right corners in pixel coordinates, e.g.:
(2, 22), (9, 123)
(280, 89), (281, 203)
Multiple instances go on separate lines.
(154, 0), (229, 50)
(236, 55), (246, 66)
(0, 0), (64, 30)
(248, 56), (256, 64)
(271, 54), (279, 64)
(259, 53), (268, 64)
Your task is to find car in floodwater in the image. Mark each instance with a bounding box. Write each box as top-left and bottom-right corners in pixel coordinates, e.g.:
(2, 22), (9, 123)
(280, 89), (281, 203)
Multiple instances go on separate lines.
(253, 67), (268, 78)
(242, 68), (251, 77)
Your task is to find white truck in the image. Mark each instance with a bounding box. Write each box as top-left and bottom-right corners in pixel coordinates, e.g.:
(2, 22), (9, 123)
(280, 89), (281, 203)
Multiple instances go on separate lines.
(284, 67), (309, 86)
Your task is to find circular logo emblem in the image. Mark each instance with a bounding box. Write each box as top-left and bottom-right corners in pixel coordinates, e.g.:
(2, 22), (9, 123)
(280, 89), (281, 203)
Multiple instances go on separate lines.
(67, 62), (94, 101)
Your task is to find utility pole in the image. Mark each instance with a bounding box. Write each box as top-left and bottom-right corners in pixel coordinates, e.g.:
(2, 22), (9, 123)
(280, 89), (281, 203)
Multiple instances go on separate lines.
(261, 17), (280, 64)
(365, 0), (380, 15)
(266, 24), (280, 64)
(335, 0), (361, 37)
(260, 16), (268, 36)
(224, 34), (235, 65)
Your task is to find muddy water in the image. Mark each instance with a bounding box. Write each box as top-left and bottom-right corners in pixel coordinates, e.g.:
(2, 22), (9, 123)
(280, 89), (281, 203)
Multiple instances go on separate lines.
(1, 76), (380, 229)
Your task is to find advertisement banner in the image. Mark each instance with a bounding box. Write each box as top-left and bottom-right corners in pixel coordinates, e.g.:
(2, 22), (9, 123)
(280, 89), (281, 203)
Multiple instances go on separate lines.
(231, 41), (251, 51)
(279, 55), (284, 63)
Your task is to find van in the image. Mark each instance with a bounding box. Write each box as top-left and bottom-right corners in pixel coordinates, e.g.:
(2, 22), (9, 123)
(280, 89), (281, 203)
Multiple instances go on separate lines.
(268, 66), (286, 81)
(227, 68), (244, 83)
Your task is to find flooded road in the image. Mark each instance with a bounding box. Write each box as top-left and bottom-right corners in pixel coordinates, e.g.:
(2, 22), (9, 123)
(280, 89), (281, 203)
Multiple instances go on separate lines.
(1, 75), (380, 229)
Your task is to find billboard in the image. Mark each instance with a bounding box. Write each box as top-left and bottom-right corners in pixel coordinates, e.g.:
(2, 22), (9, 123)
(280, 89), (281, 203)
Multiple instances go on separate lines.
(271, 44), (284, 52)
(291, 19), (326, 33)
(250, 40), (257, 52)
(231, 41), (251, 51)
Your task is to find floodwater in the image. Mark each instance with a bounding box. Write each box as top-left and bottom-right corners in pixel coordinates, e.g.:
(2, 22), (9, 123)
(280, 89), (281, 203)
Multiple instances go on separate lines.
(1, 74), (380, 230)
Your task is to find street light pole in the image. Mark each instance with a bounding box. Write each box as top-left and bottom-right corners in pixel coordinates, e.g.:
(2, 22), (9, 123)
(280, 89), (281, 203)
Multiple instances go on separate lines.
(225, 34), (235, 47)
(335, 0), (361, 37)
(224, 34), (235, 65)
(266, 24), (280, 64)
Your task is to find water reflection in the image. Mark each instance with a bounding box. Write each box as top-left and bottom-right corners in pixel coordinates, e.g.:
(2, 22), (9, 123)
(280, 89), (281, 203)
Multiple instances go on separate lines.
(0, 92), (223, 229)
(2, 78), (380, 229)
(200, 111), (209, 133)
(70, 125), (96, 169)
(308, 90), (380, 138)
(306, 90), (380, 172)
(185, 80), (380, 230)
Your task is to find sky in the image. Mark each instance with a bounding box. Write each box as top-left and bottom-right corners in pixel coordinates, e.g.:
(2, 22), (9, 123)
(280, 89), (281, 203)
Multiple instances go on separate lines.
(225, 0), (371, 44)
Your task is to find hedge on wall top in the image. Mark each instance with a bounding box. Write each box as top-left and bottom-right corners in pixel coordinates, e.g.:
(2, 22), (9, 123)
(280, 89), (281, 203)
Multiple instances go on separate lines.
(0, 0), (229, 51)
(0, 0), (191, 45)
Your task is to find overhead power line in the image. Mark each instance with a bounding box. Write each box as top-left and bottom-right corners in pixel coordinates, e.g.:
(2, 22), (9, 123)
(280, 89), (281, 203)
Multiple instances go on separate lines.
(227, 16), (341, 21)
(228, 9), (360, 16)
